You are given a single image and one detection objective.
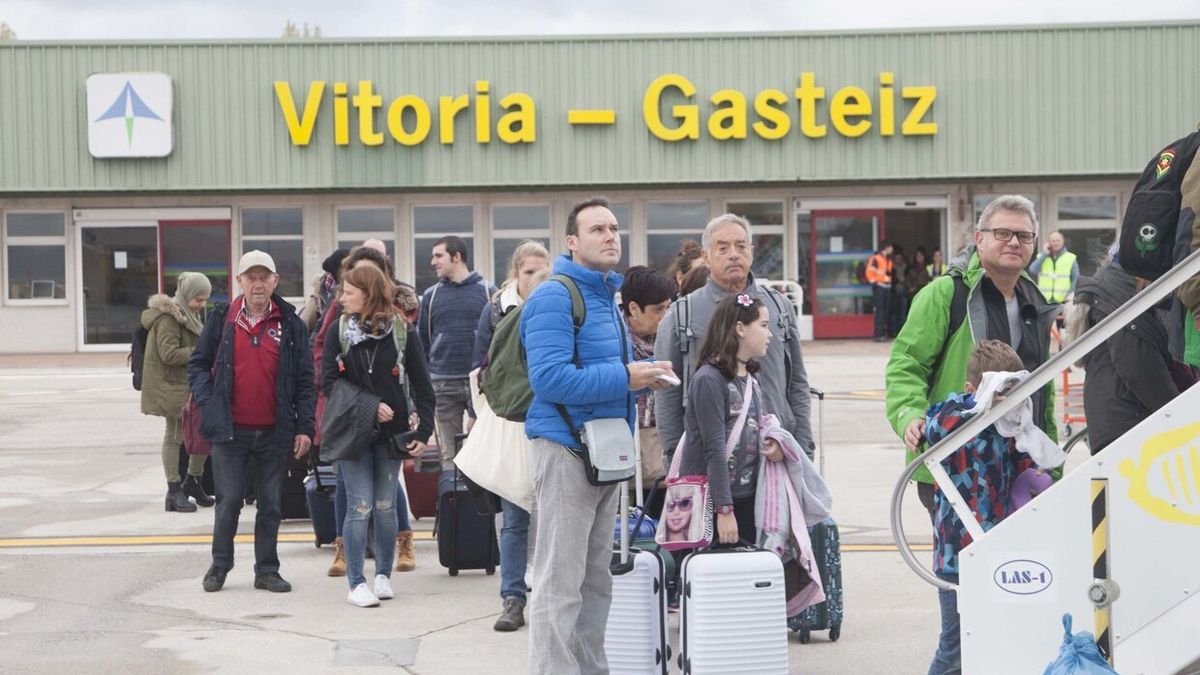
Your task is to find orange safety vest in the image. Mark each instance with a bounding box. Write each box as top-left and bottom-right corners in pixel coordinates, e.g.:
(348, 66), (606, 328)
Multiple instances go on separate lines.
(865, 253), (893, 284)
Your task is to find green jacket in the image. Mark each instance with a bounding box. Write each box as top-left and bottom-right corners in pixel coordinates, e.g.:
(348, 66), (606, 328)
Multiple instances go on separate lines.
(885, 251), (1059, 484)
(140, 294), (201, 418)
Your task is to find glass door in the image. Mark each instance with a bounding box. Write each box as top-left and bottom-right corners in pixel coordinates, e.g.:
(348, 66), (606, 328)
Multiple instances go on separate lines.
(810, 210), (885, 339)
(78, 224), (159, 347)
(159, 220), (232, 303)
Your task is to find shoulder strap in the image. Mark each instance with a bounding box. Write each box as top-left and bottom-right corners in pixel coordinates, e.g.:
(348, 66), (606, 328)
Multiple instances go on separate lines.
(675, 295), (693, 408)
(546, 275), (590, 442)
(725, 375), (757, 460)
(929, 273), (970, 391)
(392, 316), (408, 364)
(426, 283), (439, 347)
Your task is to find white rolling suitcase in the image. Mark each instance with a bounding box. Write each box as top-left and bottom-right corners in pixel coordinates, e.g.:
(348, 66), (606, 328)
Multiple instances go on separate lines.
(678, 547), (789, 674)
(604, 476), (669, 674)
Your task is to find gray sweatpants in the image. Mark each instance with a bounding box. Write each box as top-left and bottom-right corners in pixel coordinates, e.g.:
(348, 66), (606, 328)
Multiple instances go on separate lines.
(528, 438), (619, 675)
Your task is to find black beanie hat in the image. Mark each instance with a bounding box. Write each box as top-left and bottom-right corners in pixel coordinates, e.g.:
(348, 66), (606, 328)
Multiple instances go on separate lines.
(322, 248), (350, 276)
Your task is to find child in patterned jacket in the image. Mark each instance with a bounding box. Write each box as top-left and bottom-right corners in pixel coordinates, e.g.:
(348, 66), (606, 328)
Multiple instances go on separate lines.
(924, 339), (1036, 675)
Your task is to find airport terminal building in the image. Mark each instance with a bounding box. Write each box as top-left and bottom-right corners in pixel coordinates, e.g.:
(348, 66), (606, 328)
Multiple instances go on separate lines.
(0, 22), (1197, 351)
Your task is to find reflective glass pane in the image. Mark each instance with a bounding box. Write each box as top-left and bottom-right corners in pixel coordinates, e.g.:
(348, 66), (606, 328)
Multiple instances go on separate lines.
(1057, 196), (1117, 221)
(493, 205), (550, 231)
(243, 240), (304, 297)
(494, 238), (551, 283)
(610, 203), (631, 271)
(162, 223), (231, 304)
(413, 236), (474, 294)
(413, 205), (472, 235)
(338, 239), (396, 265)
(751, 233), (785, 280)
(647, 201), (708, 230)
(1061, 227), (1117, 278)
(242, 208), (303, 236)
(813, 214), (878, 318)
(6, 244), (66, 299)
(727, 201), (784, 226)
(796, 212), (812, 314)
(6, 212), (65, 237)
(80, 226), (158, 344)
(337, 208), (394, 233)
(648, 233), (702, 276)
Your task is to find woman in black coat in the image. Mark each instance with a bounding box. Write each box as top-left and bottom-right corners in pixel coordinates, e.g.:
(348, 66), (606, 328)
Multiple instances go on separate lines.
(1070, 258), (1181, 453)
(322, 263), (434, 607)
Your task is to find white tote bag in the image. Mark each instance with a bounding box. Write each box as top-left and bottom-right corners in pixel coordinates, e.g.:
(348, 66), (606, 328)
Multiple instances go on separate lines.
(454, 368), (535, 512)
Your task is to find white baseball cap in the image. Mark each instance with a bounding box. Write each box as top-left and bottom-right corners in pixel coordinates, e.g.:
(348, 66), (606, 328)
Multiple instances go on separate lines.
(238, 250), (277, 275)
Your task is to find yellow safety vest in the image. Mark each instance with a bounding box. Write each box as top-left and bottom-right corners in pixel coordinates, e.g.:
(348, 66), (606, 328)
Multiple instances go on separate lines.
(1038, 251), (1076, 302)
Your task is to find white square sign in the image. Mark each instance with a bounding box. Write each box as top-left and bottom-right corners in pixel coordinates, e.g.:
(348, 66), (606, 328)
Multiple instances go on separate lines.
(86, 73), (174, 158)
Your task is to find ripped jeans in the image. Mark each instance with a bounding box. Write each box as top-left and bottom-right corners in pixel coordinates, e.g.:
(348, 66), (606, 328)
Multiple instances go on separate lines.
(336, 440), (401, 589)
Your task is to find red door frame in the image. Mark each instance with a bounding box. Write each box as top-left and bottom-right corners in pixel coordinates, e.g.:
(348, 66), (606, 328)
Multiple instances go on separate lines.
(810, 209), (886, 339)
(157, 220), (233, 301)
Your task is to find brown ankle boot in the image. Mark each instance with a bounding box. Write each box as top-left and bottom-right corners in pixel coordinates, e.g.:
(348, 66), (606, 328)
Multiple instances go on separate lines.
(327, 536), (347, 577)
(395, 530), (416, 572)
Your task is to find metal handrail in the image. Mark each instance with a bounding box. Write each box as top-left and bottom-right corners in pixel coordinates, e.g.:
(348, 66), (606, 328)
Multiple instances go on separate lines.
(890, 247), (1200, 591)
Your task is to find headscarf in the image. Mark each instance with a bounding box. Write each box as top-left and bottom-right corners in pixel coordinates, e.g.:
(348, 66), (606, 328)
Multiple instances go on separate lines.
(173, 272), (212, 336)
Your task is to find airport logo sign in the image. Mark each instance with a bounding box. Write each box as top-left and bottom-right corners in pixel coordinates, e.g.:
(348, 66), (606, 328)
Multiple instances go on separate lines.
(86, 73), (174, 158)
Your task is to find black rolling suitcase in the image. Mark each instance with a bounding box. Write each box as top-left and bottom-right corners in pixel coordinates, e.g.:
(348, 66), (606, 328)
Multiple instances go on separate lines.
(788, 387), (844, 643)
(435, 468), (499, 576)
(281, 452), (309, 520)
(305, 460), (338, 547)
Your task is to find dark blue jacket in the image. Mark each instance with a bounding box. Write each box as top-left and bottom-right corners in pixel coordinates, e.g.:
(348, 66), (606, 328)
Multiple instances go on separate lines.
(521, 255), (634, 449)
(417, 271), (494, 380)
(187, 294), (316, 454)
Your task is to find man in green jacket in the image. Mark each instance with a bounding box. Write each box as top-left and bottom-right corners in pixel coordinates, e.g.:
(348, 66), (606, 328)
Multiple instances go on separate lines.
(886, 195), (1060, 513)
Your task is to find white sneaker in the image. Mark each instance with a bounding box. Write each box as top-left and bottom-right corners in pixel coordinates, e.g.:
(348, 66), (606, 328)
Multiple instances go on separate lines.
(374, 574), (395, 600)
(347, 583), (380, 607)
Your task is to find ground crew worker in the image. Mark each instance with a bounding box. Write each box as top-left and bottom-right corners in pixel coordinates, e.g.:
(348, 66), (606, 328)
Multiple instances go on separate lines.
(866, 242), (895, 341)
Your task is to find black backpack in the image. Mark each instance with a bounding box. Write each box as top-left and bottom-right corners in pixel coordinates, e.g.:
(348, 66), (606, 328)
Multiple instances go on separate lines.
(129, 324), (150, 391)
(1118, 131), (1200, 280)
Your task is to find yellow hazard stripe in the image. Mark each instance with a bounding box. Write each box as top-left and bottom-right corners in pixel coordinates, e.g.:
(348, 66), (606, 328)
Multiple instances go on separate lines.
(1091, 478), (1113, 664)
(0, 531), (436, 548)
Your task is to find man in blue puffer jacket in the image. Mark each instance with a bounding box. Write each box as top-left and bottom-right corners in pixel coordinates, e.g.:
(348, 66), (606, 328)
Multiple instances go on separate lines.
(521, 197), (675, 674)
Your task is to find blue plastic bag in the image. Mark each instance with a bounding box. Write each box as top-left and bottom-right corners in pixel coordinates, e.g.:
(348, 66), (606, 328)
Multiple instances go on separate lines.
(1043, 613), (1119, 674)
(614, 506), (658, 542)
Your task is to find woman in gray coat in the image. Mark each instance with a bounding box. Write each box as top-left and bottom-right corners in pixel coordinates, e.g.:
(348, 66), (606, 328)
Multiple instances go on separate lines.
(141, 272), (212, 512)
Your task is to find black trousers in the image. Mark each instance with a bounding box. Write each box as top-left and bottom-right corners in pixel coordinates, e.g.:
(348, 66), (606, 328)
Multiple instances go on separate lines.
(872, 284), (892, 338)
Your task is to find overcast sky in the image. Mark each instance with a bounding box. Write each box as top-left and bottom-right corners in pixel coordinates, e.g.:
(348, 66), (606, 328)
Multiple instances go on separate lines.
(3, 0), (1198, 40)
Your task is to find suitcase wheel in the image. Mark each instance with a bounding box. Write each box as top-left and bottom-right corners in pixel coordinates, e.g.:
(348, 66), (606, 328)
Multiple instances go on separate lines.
(486, 566), (496, 576)
(829, 623), (841, 642)
(797, 629), (811, 644)
(449, 568), (459, 577)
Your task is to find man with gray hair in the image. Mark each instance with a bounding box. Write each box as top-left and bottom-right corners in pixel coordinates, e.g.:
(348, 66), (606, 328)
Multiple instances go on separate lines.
(655, 213), (815, 465)
(883, 195), (1059, 673)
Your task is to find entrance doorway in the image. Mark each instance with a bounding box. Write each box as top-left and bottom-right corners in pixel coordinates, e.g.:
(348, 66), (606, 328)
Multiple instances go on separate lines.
(75, 209), (232, 350)
(797, 198), (947, 339)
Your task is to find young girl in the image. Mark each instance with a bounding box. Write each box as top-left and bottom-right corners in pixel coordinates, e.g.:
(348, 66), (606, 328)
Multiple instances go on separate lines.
(321, 264), (435, 608)
(677, 293), (784, 545)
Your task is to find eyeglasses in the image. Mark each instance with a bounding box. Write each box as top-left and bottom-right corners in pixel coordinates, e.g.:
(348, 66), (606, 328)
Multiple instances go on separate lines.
(666, 497), (693, 512)
(980, 228), (1037, 244)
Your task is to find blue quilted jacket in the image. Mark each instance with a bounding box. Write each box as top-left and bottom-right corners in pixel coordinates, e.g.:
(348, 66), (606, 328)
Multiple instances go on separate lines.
(521, 254), (634, 449)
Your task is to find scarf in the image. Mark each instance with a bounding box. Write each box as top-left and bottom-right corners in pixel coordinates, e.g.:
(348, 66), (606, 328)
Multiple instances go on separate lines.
(755, 414), (834, 615)
(173, 272), (211, 336)
(963, 370), (1066, 469)
(344, 314), (394, 348)
(626, 315), (657, 428)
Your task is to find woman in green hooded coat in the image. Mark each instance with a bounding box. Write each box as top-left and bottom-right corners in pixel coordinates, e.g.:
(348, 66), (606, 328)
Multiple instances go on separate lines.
(141, 272), (212, 512)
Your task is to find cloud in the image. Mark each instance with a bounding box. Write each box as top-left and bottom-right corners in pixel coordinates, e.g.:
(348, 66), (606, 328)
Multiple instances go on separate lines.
(3, 0), (1198, 40)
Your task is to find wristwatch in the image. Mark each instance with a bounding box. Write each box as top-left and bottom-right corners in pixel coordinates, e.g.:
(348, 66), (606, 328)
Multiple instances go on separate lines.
(716, 504), (735, 515)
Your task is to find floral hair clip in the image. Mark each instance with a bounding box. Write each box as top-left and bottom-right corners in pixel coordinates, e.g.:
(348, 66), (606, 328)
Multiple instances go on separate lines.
(736, 294), (754, 307)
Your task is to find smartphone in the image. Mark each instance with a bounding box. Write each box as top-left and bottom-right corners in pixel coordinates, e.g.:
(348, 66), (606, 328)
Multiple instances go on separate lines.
(656, 373), (682, 387)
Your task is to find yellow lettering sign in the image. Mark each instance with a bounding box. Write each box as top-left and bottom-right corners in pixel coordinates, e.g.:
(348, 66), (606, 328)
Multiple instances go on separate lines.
(643, 74), (700, 142)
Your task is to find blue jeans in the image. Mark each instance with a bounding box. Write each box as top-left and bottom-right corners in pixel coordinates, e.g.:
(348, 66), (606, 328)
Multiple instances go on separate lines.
(337, 441), (401, 588)
(499, 498), (531, 602)
(929, 572), (961, 675)
(334, 467), (411, 536)
(210, 428), (283, 575)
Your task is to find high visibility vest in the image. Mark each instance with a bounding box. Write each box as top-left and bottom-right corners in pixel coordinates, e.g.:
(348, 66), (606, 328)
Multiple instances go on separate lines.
(1038, 251), (1076, 302)
(865, 253), (893, 284)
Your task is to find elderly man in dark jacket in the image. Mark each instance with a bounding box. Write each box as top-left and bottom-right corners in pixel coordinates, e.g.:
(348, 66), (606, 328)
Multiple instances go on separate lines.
(188, 250), (316, 594)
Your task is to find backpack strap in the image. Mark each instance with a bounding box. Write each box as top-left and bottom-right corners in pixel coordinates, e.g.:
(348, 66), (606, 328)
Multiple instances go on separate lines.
(425, 283), (439, 347)
(760, 285), (796, 385)
(675, 294), (693, 408)
(928, 272), (969, 392)
(545, 274), (591, 440)
(338, 314), (350, 355)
